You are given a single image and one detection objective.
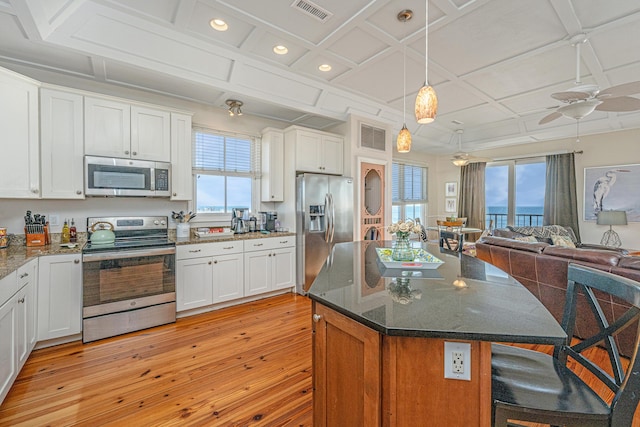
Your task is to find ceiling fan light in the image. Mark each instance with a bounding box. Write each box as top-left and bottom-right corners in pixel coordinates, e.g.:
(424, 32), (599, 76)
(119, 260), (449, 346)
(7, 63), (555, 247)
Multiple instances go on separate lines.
(559, 99), (600, 120)
(415, 84), (438, 124)
(452, 158), (469, 167)
(397, 124), (412, 153)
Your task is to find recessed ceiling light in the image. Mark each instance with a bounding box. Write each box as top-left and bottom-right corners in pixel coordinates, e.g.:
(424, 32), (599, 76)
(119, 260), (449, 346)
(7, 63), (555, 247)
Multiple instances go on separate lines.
(318, 64), (332, 72)
(209, 18), (228, 31)
(273, 45), (288, 55)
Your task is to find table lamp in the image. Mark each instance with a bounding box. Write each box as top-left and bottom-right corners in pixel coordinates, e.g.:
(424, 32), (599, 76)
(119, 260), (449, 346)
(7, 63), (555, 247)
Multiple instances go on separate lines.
(597, 210), (627, 247)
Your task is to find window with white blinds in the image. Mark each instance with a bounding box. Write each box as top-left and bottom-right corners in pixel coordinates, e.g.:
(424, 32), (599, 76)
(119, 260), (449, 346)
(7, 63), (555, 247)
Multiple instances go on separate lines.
(192, 127), (260, 215)
(392, 162), (428, 223)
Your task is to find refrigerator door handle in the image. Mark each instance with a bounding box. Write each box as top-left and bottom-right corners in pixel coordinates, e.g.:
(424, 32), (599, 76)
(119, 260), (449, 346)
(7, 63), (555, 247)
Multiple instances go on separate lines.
(324, 193), (331, 243)
(329, 193), (336, 242)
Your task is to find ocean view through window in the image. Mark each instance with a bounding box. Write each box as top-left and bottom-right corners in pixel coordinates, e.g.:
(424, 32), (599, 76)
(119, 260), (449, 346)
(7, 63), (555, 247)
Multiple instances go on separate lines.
(486, 160), (545, 228)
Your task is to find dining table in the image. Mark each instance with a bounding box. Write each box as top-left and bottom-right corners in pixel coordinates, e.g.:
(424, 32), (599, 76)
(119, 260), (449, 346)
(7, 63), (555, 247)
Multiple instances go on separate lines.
(308, 240), (567, 427)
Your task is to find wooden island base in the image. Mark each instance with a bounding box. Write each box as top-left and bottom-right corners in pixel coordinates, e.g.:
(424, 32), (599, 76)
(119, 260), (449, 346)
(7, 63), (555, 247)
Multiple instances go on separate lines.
(313, 302), (492, 427)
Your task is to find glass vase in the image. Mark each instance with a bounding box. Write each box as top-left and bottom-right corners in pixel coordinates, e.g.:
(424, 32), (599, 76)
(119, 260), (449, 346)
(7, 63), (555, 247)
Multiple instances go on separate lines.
(392, 232), (414, 261)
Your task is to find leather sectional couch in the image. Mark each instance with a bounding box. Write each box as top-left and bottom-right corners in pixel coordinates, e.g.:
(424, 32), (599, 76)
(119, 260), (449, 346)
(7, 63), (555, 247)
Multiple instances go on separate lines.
(476, 235), (640, 356)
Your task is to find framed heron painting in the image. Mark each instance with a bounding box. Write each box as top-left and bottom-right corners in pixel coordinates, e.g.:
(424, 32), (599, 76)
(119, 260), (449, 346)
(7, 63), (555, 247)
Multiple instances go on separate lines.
(584, 163), (640, 221)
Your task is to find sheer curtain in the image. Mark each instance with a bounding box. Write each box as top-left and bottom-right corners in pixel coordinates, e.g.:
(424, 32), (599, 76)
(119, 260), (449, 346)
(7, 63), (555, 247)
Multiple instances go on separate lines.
(544, 153), (581, 242)
(459, 162), (486, 241)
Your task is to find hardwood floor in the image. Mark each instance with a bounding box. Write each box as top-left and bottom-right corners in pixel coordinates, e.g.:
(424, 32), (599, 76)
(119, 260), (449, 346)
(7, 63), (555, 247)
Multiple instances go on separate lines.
(0, 294), (313, 427)
(2, 293), (639, 426)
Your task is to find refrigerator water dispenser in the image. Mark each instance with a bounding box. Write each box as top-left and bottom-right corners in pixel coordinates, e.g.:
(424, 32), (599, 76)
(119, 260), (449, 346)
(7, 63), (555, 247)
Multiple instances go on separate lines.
(309, 205), (325, 232)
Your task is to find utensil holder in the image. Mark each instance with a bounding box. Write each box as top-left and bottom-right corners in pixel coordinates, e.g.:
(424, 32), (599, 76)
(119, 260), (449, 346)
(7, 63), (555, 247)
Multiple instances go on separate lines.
(176, 223), (190, 238)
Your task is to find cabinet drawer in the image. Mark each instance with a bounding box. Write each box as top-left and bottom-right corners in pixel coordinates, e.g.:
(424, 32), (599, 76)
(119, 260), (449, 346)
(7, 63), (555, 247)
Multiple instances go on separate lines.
(16, 260), (36, 289)
(177, 241), (243, 260)
(244, 236), (295, 252)
(0, 271), (18, 308)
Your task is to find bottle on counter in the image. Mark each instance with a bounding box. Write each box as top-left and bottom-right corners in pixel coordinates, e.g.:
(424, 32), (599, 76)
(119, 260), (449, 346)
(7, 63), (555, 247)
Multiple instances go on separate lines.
(69, 218), (77, 243)
(61, 219), (70, 244)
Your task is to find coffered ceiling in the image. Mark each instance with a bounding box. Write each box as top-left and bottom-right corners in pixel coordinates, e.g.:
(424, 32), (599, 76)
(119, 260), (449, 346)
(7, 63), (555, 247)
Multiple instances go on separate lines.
(1, 0), (640, 155)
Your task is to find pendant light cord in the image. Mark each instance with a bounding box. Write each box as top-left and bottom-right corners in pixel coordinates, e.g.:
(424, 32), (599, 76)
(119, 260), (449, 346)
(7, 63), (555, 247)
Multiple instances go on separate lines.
(425, 0), (429, 85)
(403, 43), (407, 124)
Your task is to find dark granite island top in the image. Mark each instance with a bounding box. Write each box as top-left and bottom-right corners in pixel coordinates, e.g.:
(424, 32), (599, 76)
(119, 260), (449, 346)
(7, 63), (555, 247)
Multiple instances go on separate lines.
(308, 241), (566, 345)
(309, 241), (567, 426)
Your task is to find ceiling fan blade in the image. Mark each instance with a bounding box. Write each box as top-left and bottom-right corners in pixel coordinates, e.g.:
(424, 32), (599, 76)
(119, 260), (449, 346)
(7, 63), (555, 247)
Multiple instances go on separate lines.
(539, 111), (562, 125)
(595, 96), (640, 112)
(551, 91), (590, 102)
(598, 81), (640, 98)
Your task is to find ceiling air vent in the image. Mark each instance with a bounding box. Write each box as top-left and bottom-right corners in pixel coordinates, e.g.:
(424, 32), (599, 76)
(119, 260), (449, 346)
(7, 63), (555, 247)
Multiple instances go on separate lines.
(361, 124), (386, 151)
(291, 0), (333, 23)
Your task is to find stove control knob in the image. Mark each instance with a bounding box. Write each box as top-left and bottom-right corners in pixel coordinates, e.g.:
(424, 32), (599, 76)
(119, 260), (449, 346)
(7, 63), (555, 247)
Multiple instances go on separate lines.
(160, 220), (166, 226)
(154, 220), (159, 225)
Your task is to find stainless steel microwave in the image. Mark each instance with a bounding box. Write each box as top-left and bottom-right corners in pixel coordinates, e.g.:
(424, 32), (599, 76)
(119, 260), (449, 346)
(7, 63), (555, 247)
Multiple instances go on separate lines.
(84, 156), (171, 197)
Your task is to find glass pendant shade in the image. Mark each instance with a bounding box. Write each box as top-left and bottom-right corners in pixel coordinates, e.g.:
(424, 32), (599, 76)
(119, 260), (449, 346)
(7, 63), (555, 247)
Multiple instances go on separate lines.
(397, 124), (412, 153)
(415, 84), (438, 124)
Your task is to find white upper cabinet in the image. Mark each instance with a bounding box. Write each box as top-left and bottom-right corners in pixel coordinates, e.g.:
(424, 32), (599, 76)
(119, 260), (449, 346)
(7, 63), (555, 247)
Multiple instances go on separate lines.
(0, 67), (40, 198)
(40, 88), (85, 199)
(84, 97), (131, 159)
(84, 97), (171, 162)
(131, 106), (171, 162)
(261, 128), (284, 202)
(286, 127), (344, 175)
(170, 113), (193, 201)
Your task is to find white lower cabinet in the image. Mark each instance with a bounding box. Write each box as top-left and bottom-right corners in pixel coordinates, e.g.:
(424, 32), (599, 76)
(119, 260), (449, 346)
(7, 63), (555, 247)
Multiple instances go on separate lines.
(0, 258), (38, 405)
(176, 241), (244, 312)
(244, 236), (295, 297)
(37, 254), (82, 341)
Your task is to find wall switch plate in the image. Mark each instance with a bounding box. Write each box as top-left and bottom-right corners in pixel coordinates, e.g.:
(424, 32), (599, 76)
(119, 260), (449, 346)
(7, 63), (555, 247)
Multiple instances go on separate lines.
(444, 341), (471, 381)
(49, 215), (59, 226)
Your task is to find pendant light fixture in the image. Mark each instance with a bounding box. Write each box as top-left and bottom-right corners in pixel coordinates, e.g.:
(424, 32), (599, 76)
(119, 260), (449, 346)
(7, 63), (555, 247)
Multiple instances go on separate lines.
(414, 0), (438, 124)
(397, 9), (413, 153)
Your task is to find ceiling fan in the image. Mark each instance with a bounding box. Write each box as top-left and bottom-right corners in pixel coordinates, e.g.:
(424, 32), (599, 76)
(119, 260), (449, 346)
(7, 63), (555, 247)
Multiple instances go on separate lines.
(539, 34), (640, 125)
(450, 130), (492, 166)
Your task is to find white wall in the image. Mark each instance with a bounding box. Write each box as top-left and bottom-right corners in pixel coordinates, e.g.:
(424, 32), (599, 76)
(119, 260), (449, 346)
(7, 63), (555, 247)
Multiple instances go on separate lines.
(399, 128), (640, 250)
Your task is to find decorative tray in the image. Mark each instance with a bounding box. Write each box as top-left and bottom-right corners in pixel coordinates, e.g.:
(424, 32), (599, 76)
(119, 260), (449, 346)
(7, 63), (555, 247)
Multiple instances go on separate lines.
(194, 228), (234, 239)
(375, 247), (444, 269)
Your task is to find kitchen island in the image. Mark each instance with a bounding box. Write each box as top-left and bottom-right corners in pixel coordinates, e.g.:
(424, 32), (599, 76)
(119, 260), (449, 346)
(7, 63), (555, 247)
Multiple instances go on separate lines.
(308, 241), (567, 427)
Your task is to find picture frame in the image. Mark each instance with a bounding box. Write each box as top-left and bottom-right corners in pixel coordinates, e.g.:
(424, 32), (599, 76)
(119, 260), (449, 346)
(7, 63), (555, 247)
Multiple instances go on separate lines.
(445, 198), (457, 213)
(445, 182), (457, 197)
(584, 163), (640, 222)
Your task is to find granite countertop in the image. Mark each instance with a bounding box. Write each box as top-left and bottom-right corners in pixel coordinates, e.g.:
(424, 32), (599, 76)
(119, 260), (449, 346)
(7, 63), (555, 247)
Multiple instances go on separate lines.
(173, 230), (295, 246)
(308, 240), (567, 345)
(0, 231), (296, 281)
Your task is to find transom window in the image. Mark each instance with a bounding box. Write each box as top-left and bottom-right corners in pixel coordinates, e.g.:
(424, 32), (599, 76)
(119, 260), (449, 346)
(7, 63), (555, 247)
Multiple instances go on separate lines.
(192, 128), (259, 218)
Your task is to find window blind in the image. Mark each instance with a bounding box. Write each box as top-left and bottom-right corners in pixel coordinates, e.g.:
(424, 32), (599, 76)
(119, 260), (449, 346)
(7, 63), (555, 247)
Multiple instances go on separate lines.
(192, 127), (260, 175)
(392, 162), (427, 202)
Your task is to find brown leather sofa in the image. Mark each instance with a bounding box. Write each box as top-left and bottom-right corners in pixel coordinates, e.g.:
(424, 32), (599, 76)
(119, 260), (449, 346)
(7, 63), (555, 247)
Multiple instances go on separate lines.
(476, 236), (640, 356)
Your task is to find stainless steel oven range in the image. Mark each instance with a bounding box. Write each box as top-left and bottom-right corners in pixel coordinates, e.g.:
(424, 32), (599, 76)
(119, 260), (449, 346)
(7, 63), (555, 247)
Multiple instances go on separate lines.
(82, 216), (176, 343)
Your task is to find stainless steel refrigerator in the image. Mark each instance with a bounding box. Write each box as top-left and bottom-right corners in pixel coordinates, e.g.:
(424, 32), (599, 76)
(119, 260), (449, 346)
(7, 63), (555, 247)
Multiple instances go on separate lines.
(296, 173), (354, 293)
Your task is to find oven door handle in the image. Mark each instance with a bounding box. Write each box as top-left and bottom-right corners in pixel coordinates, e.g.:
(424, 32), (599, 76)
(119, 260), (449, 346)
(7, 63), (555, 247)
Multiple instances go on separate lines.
(82, 246), (176, 262)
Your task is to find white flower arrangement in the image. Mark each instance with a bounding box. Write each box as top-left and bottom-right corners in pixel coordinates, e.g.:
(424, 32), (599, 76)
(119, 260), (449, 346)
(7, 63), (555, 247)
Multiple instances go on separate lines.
(387, 219), (422, 235)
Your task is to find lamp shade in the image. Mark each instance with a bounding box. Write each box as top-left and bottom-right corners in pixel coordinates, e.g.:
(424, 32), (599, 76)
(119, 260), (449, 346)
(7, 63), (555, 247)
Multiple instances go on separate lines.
(414, 84), (438, 124)
(397, 125), (411, 153)
(597, 210), (627, 226)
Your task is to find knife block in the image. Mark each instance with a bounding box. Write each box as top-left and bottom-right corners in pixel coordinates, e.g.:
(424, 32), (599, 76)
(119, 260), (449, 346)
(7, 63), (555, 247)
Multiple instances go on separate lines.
(25, 224), (49, 247)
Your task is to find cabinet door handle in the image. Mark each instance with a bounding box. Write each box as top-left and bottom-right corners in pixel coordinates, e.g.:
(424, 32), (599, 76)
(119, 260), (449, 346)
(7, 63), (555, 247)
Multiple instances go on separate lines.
(208, 261), (212, 265)
(31, 188), (39, 194)
(74, 259), (80, 264)
(19, 273), (28, 278)
(132, 151), (137, 156)
(189, 249), (202, 253)
(254, 243), (263, 247)
(223, 246), (234, 250)
(312, 314), (322, 323)
(125, 150), (130, 155)
(17, 297), (25, 304)
(214, 260), (218, 264)
(173, 192), (177, 196)
(76, 190), (82, 195)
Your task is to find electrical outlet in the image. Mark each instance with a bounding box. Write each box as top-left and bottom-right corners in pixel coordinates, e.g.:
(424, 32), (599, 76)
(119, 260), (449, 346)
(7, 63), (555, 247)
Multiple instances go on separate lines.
(444, 342), (471, 381)
(49, 215), (59, 226)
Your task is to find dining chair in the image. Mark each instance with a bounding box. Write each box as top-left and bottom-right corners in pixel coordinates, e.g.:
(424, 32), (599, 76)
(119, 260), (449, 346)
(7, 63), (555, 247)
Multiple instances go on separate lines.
(436, 220), (465, 252)
(491, 263), (640, 427)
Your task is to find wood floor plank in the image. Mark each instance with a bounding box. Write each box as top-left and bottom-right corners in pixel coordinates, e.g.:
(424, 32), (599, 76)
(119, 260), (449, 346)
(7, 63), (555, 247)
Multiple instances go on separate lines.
(0, 294), (313, 427)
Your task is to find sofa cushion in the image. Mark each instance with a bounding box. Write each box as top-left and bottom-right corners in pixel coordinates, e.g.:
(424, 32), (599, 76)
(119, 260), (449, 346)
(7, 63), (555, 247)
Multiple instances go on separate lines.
(542, 246), (623, 267)
(479, 236), (549, 253)
(508, 225), (577, 243)
(618, 257), (640, 271)
(515, 235), (538, 243)
(550, 234), (576, 248)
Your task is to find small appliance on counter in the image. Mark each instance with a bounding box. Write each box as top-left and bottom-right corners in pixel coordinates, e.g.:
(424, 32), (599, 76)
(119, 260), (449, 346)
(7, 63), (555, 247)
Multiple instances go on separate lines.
(231, 208), (250, 234)
(259, 211), (278, 232)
